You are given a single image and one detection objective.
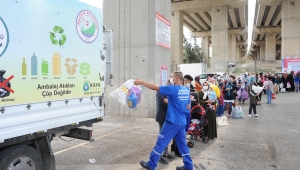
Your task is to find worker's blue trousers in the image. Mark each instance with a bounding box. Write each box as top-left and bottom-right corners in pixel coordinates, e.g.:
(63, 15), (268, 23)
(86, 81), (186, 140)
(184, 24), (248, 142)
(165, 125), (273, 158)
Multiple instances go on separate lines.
(147, 121), (193, 170)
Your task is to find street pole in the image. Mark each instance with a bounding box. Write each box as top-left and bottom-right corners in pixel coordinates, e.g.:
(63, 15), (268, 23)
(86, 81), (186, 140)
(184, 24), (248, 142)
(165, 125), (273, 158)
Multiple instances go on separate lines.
(255, 57), (257, 74)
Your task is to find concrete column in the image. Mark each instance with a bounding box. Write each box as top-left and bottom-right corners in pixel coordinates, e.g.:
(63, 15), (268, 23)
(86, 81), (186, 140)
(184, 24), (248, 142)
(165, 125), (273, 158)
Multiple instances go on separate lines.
(212, 6), (228, 71)
(260, 44), (265, 61)
(201, 36), (209, 67)
(282, 0), (300, 59)
(235, 47), (240, 62)
(266, 33), (276, 61)
(228, 35), (236, 63)
(171, 10), (183, 71)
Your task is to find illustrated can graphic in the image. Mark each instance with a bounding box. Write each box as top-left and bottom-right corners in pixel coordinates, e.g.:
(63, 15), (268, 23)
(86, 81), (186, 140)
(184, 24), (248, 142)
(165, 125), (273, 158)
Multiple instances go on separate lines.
(31, 53), (37, 75)
(22, 58), (27, 75)
(52, 53), (61, 75)
(42, 58), (48, 75)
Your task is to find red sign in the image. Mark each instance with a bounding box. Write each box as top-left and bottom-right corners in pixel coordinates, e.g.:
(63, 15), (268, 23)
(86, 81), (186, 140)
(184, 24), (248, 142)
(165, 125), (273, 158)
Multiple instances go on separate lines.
(0, 75), (14, 93)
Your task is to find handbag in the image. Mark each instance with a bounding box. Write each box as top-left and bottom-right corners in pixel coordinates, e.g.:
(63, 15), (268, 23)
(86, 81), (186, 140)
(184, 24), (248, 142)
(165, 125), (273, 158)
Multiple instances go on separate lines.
(287, 82), (291, 88)
(272, 93), (276, 99)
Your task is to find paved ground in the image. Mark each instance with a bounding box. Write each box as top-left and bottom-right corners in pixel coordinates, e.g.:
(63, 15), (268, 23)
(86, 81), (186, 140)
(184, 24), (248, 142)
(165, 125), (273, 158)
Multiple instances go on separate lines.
(53, 91), (300, 170)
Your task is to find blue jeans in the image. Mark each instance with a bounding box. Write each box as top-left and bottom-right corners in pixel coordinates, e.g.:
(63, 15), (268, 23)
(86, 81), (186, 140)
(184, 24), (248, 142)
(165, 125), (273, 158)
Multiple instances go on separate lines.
(295, 82), (299, 92)
(147, 121), (193, 170)
(266, 89), (272, 103)
(216, 104), (225, 117)
(223, 102), (233, 115)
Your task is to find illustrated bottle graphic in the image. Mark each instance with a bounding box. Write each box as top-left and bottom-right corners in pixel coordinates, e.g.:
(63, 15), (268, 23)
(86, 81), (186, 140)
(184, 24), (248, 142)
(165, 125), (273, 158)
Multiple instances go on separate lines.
(22, 58), (27, 75)
(52, 53), (61, 76)
(42, 58), (48, 75)
(31, 53), (37, 75)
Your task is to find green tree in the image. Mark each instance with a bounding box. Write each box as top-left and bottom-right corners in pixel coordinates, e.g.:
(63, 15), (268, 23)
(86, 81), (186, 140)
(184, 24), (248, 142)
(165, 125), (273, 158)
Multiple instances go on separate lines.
(183, 37), (203, 63)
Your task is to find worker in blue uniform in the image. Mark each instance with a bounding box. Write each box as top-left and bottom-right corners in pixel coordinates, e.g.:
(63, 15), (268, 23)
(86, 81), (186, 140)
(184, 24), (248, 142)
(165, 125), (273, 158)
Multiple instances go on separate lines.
(135, 71), (193, 170)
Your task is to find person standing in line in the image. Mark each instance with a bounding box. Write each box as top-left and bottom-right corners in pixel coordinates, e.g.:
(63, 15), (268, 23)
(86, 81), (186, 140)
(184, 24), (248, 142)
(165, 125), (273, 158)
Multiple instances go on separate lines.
(136, 71), (193, 170)
(282, 71), (288, 91)
(287, 71), (295, 92)
(256, 76), (263, 105)
(265, 76), (274, 104)
(197, 82), (217, 139)
(223, 79), (238, 118)
(155, 80), (175, 165)
(194, 76), (202, 92)
(248, 77), (259, 117)
(295, 72), (300, 93)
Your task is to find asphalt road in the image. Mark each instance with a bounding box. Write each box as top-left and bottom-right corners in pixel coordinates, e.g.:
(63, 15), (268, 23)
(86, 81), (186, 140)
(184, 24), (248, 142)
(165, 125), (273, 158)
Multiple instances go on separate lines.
(53, 91), (300, 170)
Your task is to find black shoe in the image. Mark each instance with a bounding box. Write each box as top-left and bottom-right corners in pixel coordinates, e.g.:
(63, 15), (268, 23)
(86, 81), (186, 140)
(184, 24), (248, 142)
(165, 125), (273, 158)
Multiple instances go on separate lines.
(158, 158), (169, 165)
(176, 166), (188, 170)
(140, 161), (151, 170)
(163, 153), (176, 159)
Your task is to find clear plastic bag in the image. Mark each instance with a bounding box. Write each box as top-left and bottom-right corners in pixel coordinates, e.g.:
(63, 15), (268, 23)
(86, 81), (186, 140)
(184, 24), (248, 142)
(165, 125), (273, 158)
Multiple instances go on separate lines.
(109, 79), (134, 106)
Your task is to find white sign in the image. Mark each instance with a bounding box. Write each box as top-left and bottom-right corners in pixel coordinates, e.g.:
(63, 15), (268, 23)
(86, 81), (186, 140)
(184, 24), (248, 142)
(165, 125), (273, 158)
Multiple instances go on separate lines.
(156, 12), (171, 49)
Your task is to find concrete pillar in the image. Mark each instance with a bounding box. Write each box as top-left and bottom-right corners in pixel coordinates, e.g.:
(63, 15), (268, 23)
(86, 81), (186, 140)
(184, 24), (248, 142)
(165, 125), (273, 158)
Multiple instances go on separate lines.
(260, 44), (265, 60)
(282, 0), (300, 59)
(228, 35), (236, 62)
(235, 47), (241, 62)
(171, 10), (183, 71)
(201, 36), (209, 67)
(266, 33), (276, 61)
(212, 6), (228, 71)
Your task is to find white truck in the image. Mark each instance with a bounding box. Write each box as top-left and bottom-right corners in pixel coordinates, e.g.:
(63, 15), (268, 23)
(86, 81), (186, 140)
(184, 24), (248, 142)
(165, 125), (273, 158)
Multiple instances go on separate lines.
(0, 1), (112, 169)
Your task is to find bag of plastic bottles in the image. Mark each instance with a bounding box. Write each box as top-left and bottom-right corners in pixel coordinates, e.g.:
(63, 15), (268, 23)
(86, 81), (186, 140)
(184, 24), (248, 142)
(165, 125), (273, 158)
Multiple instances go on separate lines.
(109, 79), (134, 106)
(127, 92), (138, 108)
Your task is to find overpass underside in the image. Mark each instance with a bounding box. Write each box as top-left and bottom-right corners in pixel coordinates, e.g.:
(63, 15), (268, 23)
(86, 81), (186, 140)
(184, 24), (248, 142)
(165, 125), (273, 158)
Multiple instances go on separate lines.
(171, 0), (248, 71)
(250, 0), (300, 63)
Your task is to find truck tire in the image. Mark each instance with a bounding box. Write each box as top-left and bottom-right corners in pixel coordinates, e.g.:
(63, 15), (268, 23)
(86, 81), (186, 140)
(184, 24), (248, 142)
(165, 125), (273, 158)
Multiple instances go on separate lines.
(0, 145), (44, 170)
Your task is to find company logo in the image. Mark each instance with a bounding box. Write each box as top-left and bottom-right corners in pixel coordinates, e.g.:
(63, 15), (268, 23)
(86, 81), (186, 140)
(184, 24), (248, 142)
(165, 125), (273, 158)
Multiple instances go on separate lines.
(83, 81), (90, 91)
(50, 26), (66, 47)
(76, 10), (99, 43)
(0, 17), (9, 57)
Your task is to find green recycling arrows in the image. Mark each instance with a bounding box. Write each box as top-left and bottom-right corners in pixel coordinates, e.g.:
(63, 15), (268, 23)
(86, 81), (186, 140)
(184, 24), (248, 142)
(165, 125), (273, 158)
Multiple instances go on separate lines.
(49, 26), (66, 47)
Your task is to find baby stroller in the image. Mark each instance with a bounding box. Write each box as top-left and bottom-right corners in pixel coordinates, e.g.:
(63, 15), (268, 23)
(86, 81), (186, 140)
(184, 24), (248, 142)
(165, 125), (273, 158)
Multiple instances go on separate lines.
(187, 105), (209, 148)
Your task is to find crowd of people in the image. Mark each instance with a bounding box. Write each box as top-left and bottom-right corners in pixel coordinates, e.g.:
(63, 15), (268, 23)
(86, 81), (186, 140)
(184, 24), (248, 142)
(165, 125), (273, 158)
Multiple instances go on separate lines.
(135, 70), (300, 170)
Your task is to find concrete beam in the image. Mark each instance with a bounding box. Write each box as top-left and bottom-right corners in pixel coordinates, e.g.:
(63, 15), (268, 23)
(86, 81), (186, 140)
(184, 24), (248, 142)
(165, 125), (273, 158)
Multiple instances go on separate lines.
(253, 27), (281, 34)
(257, 0), (282, 6)
(272, 9), (281, 26)
(264, 5), (278, 26)
(183, 15), (201, 31)
(253, 33), (259, 40)
(259, 33), (265, 40)
(171, 0), (248, 12)
(252, 40), (281, 45)
(189, 13), (210, 30)
(236, 35), (241, 41)
(242, 34), (247, 41)
(237, 41), (247, 45)
(195, 27), (247, 37)
(228, 9), (238, 28)
(256, 4), (266, 27)
(199, 12), (211, 27)
(184, 21), (197, 32)
(239, 6), (246, 28)
(276, 34), (281, 40)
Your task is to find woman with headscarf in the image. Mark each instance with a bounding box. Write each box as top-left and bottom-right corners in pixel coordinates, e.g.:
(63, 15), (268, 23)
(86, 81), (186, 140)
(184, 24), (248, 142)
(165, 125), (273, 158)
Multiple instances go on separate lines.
(222, 79), (238, 118)
(265, 76), (274, 104)
(197, 82), (217, 140)
(248, 76), (259, 117)
(282, 71), (288, 90)
(195, 76), (202, 92)
(287, 71), (295, 92)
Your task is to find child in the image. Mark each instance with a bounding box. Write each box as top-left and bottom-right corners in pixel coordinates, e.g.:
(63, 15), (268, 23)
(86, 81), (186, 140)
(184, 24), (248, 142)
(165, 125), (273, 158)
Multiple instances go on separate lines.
(207, 86), (217, 110)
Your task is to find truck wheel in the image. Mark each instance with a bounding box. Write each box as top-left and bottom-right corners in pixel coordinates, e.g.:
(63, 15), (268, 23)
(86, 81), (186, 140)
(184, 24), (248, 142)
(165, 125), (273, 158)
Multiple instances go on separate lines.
(0, 145), (44, 170)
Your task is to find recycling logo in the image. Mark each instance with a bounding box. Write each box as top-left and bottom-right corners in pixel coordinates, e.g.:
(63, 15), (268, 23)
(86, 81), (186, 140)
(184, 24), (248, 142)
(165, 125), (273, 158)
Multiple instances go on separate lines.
(50, 26), (66, 47)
